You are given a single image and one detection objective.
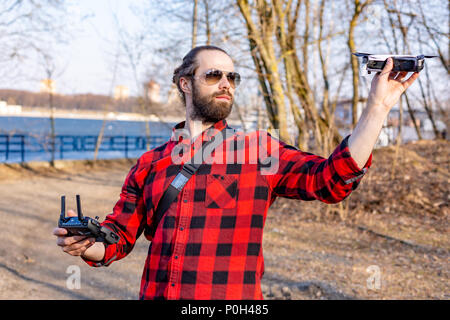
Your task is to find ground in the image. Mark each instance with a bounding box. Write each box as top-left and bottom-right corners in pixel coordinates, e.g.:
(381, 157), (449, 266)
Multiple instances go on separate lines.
(0, 140), (448, 300)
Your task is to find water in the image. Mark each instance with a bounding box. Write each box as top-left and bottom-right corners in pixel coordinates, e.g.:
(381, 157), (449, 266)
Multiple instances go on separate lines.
(0, 116), (176, 136)
(0, 116), (176, 163)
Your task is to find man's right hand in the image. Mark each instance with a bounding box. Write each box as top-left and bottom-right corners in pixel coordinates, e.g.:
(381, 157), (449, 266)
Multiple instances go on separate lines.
(53, 209), (96, 257)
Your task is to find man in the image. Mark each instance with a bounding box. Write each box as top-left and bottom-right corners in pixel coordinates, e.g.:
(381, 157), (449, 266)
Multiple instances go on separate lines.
(53, 45), (419, 299)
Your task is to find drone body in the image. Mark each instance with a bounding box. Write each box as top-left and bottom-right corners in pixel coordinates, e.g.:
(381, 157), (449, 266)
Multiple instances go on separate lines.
(353, 52), (437, 74)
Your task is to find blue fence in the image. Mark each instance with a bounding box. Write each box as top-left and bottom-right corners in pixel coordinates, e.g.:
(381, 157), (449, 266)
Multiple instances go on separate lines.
(0, 134), (169, 163)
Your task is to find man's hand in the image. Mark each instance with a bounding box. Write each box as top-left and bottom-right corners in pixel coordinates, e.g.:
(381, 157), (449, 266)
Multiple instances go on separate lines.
(348, 57), (420, 169)
(53, 209), (96, 257)
(367, 57), (420, 112)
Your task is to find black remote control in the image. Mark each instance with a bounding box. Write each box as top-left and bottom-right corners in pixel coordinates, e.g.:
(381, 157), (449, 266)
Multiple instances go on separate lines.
(58, 195), (120, 245)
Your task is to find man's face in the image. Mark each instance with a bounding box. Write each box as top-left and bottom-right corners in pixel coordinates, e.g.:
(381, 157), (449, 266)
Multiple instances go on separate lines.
(189, 50), (236, 122)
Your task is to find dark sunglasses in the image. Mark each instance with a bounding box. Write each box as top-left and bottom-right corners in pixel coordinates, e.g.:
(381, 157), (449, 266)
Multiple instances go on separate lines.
(192, 69), (241, 88)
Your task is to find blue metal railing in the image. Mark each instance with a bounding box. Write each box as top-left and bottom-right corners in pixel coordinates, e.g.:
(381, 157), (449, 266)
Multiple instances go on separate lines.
(0, 134), (169, 163)
(0, 134), (25, 162)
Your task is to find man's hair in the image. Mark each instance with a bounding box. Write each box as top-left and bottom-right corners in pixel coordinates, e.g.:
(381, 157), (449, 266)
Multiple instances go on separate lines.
(172, 45), (230, 105)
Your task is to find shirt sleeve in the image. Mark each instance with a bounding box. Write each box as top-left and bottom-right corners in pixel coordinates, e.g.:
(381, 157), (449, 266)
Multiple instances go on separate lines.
(82, 156), (151, 267)
(263, 133), (372, 204)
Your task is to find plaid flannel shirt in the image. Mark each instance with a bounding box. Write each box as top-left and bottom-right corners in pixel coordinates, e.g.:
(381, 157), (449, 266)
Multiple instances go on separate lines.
(83, 119), (371, 299)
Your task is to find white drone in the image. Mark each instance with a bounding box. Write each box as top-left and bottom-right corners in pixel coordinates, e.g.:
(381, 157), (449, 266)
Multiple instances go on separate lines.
(353, 52), (437, 74)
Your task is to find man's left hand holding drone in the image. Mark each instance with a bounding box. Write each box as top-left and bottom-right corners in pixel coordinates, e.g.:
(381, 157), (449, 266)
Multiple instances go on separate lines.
(348, 57), (420, 169)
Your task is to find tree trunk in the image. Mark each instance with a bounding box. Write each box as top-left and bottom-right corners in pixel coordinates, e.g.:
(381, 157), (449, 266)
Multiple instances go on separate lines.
(203, 0), (211, 45)
(404, 93), (422, 140)
(237, 0), (291, 144)
(192, 0), (198, 48)
(348, 2), (360, 128)
(49, 90), (56, 167)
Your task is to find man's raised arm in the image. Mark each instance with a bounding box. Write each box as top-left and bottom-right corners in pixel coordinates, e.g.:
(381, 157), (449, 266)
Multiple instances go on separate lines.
(348, 57), (420, 168)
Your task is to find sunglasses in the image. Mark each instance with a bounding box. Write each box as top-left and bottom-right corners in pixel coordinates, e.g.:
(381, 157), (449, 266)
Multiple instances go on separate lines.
(192, 69), (241, 88)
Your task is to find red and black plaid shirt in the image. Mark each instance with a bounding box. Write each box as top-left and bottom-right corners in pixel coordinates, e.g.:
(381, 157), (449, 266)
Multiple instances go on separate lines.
(83, 119), (371, 299)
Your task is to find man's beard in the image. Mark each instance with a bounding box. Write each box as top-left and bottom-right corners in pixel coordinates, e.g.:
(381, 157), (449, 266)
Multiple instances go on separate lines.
(191, 81), (233, 123)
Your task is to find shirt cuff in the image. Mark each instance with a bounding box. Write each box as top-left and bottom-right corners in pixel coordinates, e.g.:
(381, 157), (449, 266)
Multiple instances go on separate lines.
(81, 242), (117, 267)
(332, 135), (372, 185)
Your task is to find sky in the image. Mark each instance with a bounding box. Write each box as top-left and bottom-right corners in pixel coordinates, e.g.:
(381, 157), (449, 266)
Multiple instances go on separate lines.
(3, 0), (448, 103)
(4, 0), (156, 96)
(58, 0), (139, 95)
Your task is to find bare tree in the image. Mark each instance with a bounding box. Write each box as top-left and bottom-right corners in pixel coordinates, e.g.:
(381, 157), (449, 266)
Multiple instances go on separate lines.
(113, 13), (153, 149)
(203, 0), (212, 45)
(417, 1), (449, 74)
(131, 0), (448, 153)
(93, 48), (121, 163)
(236, 0), (345, 153)
(192, 0), (199, 48)
(0, 1), (70, 85)
(347, 0), (373, 127)
(37, 50), (67, 167)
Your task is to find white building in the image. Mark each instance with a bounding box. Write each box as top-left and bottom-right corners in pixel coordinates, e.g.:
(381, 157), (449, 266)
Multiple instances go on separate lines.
(114, 85), (129, 100)
(0, 100), (22, 114)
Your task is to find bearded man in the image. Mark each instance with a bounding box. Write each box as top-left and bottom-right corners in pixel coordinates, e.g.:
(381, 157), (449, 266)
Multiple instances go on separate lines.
(53, 45), (419, 300)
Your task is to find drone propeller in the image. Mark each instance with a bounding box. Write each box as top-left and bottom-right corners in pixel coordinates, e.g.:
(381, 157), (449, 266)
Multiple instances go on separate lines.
(352, 52), (372, 57)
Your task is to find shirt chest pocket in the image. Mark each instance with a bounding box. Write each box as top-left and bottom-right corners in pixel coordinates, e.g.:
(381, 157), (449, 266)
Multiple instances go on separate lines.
(206, 174), (238, 209)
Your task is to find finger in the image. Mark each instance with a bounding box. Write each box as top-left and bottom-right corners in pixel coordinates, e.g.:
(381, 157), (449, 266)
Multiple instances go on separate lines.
(64, 240), (95, 256)
(57, 235), (88, 247)
(59, 235), (88, 246)
(53, 227), (68, 236)
(379, 58), (393, 77)
(67, 209), (77, 217)
(402, 72), (420, 90)
(68, 239), (95, 256)
(63, 237), (95, 253)
(396, 71), (408, 81)
(388, 71), (399, 80)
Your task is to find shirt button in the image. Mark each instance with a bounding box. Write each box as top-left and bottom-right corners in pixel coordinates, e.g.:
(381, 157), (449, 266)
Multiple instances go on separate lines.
(171, 283), (175, 287)
(183, 199), (188, 203)
(180, 227), (184, 231)
(175, 256), (179, 259)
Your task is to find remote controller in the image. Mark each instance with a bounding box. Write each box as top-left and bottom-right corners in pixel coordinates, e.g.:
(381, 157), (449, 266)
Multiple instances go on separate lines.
(58, 195), (120, 245)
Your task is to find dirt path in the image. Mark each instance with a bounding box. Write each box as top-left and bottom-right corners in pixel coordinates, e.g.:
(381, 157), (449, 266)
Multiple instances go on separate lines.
(0, 158), (447, 300)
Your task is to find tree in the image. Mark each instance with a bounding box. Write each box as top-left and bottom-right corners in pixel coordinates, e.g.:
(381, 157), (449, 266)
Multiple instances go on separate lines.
(347, 0), (373, 128)
(38, 49), (67, 167)
(237, 0), (344, 153)
(0, 0), (70, 85)
(123, 0), (448, 153)
(192, 0), (199, 48)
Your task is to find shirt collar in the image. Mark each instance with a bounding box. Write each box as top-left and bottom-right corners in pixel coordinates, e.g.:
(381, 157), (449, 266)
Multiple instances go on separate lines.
(170, 119), (229, 143)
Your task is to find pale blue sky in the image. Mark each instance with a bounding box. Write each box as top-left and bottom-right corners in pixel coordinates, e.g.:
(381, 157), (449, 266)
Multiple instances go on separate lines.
(7, 0), (160, 96)
(58, 0), (140, 95)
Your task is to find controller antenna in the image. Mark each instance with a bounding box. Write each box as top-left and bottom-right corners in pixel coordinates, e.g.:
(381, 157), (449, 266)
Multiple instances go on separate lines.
(76, 194), (84, 220)
(60, 195), (66, 220)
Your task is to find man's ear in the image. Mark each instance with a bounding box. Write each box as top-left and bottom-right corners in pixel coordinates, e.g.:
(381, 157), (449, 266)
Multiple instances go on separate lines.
(180, 77), (192, 95)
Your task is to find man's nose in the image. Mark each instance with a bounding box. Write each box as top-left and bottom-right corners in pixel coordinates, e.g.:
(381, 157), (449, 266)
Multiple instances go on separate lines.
(218, 74), (231, 90)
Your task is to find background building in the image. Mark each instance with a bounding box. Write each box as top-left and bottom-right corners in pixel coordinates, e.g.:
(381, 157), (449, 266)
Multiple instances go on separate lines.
(114, 85), (129, 100)
(40, 79), (56, 94)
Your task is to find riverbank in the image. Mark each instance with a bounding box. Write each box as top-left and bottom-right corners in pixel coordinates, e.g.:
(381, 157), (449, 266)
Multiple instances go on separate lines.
(1, 106), (185, 123)
(0, 107), (243, 127)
